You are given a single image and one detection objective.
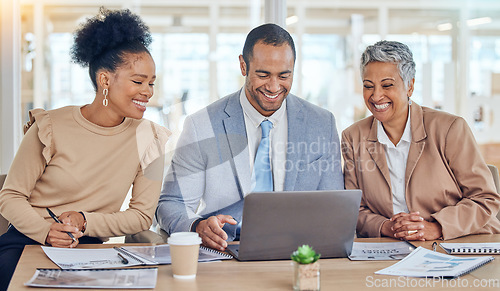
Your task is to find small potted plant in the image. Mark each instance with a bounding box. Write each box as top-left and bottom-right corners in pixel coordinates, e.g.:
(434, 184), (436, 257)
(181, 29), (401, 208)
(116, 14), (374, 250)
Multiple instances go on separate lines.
(291, 245), (321, 291)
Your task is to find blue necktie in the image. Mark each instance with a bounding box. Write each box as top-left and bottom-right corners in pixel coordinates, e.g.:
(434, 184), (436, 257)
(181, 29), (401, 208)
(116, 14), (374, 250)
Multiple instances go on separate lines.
(252, 120), (273, 192)
(236, 120), (273, 240)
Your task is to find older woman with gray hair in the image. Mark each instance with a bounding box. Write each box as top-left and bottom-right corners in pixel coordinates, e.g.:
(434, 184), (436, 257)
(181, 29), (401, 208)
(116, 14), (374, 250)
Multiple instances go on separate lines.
(342, 40), (500, 241)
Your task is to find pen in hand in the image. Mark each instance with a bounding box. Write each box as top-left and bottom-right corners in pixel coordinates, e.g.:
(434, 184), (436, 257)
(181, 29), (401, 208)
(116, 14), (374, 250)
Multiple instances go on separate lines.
(46, 208), (77, 243)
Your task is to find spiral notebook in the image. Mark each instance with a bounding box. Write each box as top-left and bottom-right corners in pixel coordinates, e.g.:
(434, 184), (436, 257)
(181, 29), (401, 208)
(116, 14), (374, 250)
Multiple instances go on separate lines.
(375, 246), (494, 278)
(439, 243), (500, 254)
(25, 268), (157, 289)
(120, 244), (232, 265)
(42, 244), (232, 269)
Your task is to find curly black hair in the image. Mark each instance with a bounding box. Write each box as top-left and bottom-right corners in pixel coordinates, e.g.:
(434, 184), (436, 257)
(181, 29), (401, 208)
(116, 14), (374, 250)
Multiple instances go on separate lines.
(70, 7), (152, 91)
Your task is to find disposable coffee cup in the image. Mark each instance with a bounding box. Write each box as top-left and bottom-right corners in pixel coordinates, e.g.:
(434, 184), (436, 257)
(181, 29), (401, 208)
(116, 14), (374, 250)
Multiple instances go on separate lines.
(168, 232), (202, 279)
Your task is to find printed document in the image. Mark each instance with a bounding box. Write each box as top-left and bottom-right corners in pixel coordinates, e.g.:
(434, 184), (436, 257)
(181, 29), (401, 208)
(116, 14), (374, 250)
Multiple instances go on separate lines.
(349, 241), (415, 260)
(25, 268), (157, 289)
(375, 246), (494, 278)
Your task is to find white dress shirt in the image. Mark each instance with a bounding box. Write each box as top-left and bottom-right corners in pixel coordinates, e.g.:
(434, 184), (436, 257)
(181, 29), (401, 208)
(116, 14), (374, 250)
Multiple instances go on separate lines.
(240, 89), (288, 192)
(377, 108), (412, 215)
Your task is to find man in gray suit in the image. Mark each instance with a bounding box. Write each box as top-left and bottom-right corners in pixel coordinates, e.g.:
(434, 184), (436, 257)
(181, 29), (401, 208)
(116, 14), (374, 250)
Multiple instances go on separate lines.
(156, 23), (344, 251)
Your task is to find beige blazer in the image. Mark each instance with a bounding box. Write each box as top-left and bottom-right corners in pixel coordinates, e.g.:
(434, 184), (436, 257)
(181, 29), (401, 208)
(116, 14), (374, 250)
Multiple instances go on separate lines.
(342, 103), (500, 240)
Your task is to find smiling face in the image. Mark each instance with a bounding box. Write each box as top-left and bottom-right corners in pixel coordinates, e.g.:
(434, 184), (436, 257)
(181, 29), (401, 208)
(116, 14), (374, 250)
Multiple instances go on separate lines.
(239, 42), (294, 117)
(105, 51), (156, 120)
(362, 61), (414, 127)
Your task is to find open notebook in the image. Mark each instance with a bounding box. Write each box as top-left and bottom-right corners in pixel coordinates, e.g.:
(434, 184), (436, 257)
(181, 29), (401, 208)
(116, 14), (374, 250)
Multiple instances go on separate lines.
(42, 245), (232, 269)
(439, 243), (500, 254)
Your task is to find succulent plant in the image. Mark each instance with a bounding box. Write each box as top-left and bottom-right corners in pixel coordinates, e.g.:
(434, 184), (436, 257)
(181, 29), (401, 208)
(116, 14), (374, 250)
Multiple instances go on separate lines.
(291, 245), (321, 264)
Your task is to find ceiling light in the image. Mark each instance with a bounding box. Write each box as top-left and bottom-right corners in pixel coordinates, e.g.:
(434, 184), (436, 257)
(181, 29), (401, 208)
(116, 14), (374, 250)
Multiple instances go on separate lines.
(286, 15), (298, 25)
(467, 17), (492, 27)
(437, 23), (452, 31)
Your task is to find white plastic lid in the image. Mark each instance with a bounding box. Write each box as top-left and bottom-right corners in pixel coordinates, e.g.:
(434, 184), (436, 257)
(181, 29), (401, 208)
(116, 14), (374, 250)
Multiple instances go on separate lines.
(167, 232), (202, 245)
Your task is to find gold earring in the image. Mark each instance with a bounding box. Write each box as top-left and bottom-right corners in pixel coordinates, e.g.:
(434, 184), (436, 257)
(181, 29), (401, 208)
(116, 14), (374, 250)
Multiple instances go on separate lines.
(103, 88), (109, 107)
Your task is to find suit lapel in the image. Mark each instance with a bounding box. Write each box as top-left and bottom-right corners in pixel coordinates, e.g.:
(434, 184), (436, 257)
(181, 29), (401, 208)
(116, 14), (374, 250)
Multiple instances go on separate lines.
(405, 103), (427, 197)
(284, 95), (305, 191)
(222, 91), (252, 197)
(366, 118), (392, 188)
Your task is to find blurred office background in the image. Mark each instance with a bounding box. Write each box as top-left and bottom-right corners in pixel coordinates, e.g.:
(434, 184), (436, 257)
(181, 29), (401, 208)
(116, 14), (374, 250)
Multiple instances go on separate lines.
(2, 0), (500, 174)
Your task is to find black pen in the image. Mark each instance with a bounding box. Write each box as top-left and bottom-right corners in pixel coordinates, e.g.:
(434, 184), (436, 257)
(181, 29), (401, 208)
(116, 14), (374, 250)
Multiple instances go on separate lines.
(432, 241), (438, 252)
(46, 208), (77, 243)
(404, 240), (417, 251)
(117, 252), (129, 264)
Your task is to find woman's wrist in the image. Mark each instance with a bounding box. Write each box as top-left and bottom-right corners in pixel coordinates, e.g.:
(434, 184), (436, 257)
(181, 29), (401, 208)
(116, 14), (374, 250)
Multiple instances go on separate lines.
(380, 220), (393, 237)
(427, 221), (443, 240)
(79, 211), (87, 233)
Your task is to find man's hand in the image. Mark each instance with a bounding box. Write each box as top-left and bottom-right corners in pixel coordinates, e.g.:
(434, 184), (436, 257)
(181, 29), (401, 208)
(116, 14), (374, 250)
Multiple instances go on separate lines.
(195, 214), (237, 251)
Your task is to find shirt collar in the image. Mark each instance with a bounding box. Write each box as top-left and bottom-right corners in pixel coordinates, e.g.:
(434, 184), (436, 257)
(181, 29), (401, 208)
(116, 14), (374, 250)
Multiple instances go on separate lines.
(239, 88), (287, 128)
(377, 107), (412, 147)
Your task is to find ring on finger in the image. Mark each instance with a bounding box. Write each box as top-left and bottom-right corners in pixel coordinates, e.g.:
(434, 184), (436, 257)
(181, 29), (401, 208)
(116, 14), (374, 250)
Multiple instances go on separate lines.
(408, 230), (418, 235)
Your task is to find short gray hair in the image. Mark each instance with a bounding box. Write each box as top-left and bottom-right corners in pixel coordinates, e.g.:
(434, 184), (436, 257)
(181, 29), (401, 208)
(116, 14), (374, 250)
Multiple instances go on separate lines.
(360, 40), (416, 89)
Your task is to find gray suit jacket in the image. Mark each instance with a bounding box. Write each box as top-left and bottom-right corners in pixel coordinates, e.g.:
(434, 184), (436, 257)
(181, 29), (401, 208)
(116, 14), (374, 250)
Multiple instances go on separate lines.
(156, 89), (344, 240)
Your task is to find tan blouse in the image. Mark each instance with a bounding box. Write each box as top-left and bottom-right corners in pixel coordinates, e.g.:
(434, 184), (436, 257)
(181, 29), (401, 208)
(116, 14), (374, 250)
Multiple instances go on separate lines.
(0, 106), (170, 244)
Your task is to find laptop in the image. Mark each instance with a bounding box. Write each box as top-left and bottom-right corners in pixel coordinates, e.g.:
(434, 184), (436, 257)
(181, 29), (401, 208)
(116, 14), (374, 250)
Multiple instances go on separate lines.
(226, 189), (362, 261)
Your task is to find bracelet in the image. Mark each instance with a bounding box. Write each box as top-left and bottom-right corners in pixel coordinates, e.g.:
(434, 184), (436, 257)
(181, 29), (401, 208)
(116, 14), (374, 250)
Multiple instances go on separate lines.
(79, 211), (87, 233)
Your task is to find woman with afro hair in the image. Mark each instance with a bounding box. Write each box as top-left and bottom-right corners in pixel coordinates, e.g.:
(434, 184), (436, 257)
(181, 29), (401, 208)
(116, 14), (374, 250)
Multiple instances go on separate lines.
(0, 8), (170, 289)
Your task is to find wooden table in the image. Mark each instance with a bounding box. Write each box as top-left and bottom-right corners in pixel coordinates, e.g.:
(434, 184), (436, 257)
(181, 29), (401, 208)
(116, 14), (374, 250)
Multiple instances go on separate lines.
(9, 235), (500, 290)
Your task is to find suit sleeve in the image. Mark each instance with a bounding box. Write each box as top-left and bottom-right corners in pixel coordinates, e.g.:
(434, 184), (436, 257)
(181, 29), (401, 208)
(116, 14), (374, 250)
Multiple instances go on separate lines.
(317, 113), (344, 190)
(342, 130), (388, 237)
(431, 117), (500, 239)
(156, 115), (206, 234)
